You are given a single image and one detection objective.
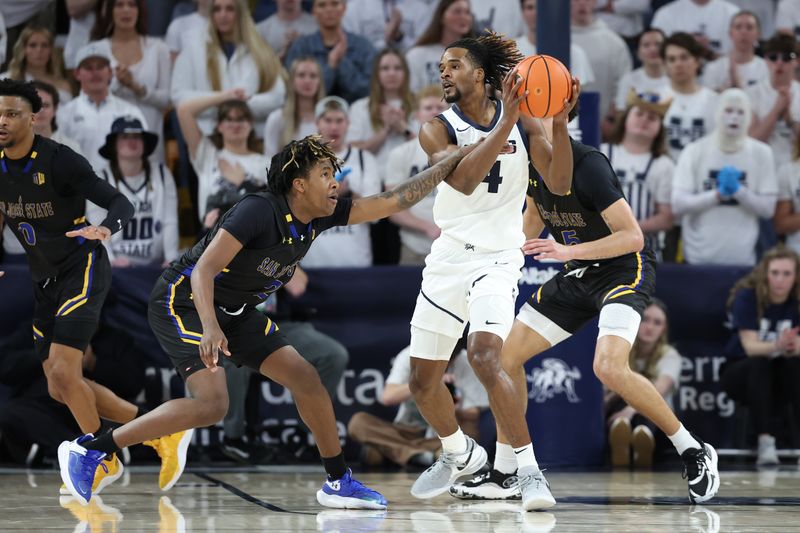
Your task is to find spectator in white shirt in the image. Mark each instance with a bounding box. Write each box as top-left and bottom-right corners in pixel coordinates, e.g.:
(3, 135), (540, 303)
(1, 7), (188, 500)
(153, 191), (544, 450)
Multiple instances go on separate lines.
(64, 0), (99, 69)
(515, 0), (595, 88)
(92, 0), (172, 162)
(385, 85), (447, 265)
(701, 10), (768, 92)
(661, 32), (718, 161)
(0, 10), (6, 68)
(256, 0), (318, 60)
(88, 116), (179, 267)
(2, 26), (73, 103)
(595, 0), (649, 43)
(728, 0), (775, 39)
(471, 0), (525, 39)
(171, 0), (287, 139)
(776, 0), (800, 39)
(348, 48), (416, 177)
(406, 0), (474, 94)
(774, 132), (800, 256)
(672, 88), (778, 266)
(651, 0), (740, 58)
(57, 42), (148, 170)
(747, 34), (800, 170)
(264, 56), (326, 160)
(343, 0), (432, 52)
(177, 90), (269, 228)
(301, 96), (381, 267)
(614, 29), (669, 116)
(165, 0), (212, 61)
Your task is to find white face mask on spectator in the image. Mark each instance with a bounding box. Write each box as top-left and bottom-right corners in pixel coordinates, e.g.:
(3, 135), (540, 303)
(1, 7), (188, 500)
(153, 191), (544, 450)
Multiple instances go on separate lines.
(714, 88), (752, 153)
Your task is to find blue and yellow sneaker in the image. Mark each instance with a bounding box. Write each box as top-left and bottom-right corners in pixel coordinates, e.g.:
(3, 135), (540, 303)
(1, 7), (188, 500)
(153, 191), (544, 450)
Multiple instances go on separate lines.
(59, 453), (123, 496)
(57, 435), (107, 505)
(316, 469), (388, 510)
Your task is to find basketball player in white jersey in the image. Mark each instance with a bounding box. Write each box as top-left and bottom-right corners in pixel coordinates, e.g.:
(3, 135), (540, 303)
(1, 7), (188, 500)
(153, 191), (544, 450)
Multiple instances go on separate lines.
(407, 33), (576, 505)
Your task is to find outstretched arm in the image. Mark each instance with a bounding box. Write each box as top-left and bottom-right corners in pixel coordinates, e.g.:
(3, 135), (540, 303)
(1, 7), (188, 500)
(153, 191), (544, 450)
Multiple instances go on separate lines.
(346, 141), (480, 225)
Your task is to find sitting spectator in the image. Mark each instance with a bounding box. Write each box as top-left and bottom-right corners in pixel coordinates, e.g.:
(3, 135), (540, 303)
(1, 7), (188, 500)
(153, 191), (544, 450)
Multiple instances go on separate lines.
(348, 338), (488, 468)
(662, 32), (718, 161)
(301, 96), (380, 268)
(264, 56), (325, 160)
(747, 34), (800, 170)
(92, 0), (172, 161)
(284, 0), (376, 103)
(177, 91), (269, 228)
(64, 0), (100, 70)
(651, 0), (740, 58)
(571, 0), (632, 138)
(172, 0), (287, 138)
(2, 26), (73, 103)
(606, 299), (682, 468)
(405, 0), (474, 94)
(776, 0), (800, 40)
(348, 48), (416, 176)
(516, 0), (595, 90)
(57, 43), (148, 170)
(471, 0), (525, 39)
(775, 133), (800, 256)
(702, 11), (767, 92)
(722, 245), (800, 466)
(595, 0), (650, 46)
(256, 0), (318, 60)
(87, 116), (179, 267)
(614, 29), (669, 117)
(602, 91), (675, 260)
(165, 0), (212, 61)
(385, 85), (446, 265)
(342, 0), (432, 52)
(672, 88), (777, 265)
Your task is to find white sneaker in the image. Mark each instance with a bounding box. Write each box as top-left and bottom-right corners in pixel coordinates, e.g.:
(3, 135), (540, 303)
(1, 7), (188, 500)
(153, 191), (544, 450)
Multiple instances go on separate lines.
(518, 466), (556, 511)
(410, 436), (487, 499)
(756, 435), (779, 466)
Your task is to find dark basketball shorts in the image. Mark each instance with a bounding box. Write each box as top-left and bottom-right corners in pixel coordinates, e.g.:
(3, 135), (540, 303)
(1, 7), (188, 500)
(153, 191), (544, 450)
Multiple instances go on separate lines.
(32, 245), (111, 361)
(522, 250), (656, 340)
(148, 274), (290, 381)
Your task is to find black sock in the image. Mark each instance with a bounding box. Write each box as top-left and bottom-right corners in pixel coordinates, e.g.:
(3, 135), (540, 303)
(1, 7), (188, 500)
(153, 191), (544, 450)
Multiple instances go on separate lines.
(322, 452), (347, 481)
(135, 406), (149, 419)
(91, 419), (114, 436)
(83, 430), (121, 456)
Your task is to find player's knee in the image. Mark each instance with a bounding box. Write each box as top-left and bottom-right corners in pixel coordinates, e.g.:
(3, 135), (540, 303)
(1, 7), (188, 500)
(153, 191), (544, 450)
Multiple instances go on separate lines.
(593, 352), (627, 389)
(409, 371), (437, 400)
(468, 349), (501, 387)
(289, 362), (325, 397)
(195, 392), (229, 425)
(45, 359), (78, 394)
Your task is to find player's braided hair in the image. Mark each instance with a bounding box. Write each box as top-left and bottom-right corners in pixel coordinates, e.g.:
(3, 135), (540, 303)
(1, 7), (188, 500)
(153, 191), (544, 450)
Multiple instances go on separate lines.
(0, 78), (43, 113)
(445, 32), (524, 93)
(267, 135), (342, 195)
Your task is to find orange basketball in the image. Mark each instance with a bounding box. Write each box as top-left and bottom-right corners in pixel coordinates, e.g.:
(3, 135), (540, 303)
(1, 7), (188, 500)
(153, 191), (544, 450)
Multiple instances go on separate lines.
(516, 55), (573, 118)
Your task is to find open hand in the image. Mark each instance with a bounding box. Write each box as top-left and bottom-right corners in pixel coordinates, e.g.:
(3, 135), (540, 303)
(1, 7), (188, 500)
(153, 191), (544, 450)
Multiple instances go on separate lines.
(66, 225), (111, 241)
(501, 67), (526, 124)
(522, 238), (574, 261)
(554, 77), (581, 124)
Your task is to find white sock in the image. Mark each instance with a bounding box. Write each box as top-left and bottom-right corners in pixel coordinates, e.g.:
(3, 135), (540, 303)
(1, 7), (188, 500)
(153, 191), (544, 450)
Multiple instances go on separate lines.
(514, 443), (539, 472)
(440, 428), (468, 455)
(494, 442), (517, 474)
(668, 424), (702, 455)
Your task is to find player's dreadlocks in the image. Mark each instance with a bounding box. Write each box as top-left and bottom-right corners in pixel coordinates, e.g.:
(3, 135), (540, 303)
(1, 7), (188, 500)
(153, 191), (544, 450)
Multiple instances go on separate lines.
(267, 135), (342, 195)
(445, 32), (524, 93)
(0, 78), (43, 113)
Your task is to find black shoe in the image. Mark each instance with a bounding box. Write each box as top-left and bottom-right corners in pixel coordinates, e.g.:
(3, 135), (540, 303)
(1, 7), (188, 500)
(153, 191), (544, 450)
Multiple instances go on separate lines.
(449, 469), (521, 500)
(681, 434), (720, 504)
(220, 438), (251, 464)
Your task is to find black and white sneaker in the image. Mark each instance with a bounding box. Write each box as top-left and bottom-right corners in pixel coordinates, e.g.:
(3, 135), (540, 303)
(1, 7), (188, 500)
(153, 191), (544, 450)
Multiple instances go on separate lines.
(681, 435), (720, 504)
(449, 469), (521, 500)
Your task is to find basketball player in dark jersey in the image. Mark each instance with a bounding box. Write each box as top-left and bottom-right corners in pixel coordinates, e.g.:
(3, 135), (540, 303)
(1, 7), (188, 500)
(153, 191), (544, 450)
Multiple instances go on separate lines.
(454, 105), (720, 506)
(59, 134), (480, 509)
(0, 78), (150, 493)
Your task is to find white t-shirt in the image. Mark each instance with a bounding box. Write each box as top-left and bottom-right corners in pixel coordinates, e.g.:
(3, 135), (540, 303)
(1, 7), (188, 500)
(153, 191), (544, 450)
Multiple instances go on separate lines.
(346, 96), (416, 180)
(662, 86), (718, 161)
(595, 0), (650, 38)
(63, 11), (95, 69)
(256, 12), (318, 57)
(776, 0), (800, 38)
(342, 0), (432, 51)
(262, 109), (318, 161)
(56, 92), (148, 171)
(701, 56), (769, 92)
(87, 164), (179, 266)
(514, 37), (595, 86)
(300, 146), (381, 268)
(651, 0), (740, 55)
(471, 0), (525, 39)
(777, 160), (800, 255)
(0, 0), (50, 27)
(406, 44), (445, 94)
(633, 345), (682, 406)
(614, 68), (670, 112)
(673, 136), (778, 265)
(165, 12), (208, 55)
(746, 79), (800, 169)
(0, 11), (6, 67)
(191, 136), (269, 221)
(384, 138), (435, 256)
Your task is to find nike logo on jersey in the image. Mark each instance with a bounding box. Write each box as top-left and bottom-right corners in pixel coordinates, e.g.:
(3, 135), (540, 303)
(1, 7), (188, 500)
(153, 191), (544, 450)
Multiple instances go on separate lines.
(485, 320), (501, 326)
(456, 125), (471, 132)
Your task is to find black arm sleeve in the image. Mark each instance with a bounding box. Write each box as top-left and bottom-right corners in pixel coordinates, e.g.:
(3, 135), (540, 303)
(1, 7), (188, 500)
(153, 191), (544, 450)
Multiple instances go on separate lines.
(573, 151), (625, 213)
(51, 144), (135, 235)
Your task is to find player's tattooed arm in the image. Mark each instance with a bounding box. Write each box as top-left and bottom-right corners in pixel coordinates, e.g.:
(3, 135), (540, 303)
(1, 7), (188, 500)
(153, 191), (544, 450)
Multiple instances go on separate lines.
(347, 140), (482, 224)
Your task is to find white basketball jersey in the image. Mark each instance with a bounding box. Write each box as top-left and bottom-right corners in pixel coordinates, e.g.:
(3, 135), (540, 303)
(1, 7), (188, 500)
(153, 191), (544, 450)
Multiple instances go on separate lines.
(433, 101), (529, 251)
